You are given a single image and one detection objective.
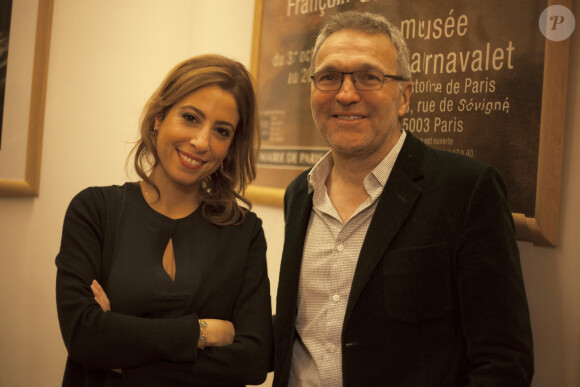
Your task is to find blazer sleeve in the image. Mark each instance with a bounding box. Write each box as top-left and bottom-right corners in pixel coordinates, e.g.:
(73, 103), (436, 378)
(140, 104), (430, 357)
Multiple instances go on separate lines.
(56, 187), (199, 369)
(457, 167), (534, 385)
(122, 216), (273, 386)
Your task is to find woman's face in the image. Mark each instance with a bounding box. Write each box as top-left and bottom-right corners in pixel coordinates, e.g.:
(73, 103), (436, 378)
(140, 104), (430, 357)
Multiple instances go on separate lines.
(153, 85), (239, 191)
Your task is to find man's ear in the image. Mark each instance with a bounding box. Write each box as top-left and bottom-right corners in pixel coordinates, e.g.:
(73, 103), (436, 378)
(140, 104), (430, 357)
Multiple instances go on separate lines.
(398, 81), (413, 117)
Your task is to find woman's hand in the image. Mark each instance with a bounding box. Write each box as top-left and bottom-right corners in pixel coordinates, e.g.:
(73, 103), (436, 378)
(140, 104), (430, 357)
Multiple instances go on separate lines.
(91, 280), (111, 312)
(90, 280), (234, 349)
(200, 319), (235, 348)
(91, 280), (121, 373)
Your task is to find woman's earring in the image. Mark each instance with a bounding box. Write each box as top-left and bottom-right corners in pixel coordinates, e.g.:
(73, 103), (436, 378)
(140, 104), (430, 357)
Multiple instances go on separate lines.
(213, 162), (224, 177)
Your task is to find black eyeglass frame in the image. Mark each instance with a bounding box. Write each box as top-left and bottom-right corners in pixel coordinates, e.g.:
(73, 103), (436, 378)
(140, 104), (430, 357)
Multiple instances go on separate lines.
(310, 71), (410, 91)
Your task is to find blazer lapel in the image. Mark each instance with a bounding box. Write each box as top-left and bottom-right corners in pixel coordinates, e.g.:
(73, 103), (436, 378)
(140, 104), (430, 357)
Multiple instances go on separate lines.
(344, 133), (425, 326)
(278, 175), (313, 316)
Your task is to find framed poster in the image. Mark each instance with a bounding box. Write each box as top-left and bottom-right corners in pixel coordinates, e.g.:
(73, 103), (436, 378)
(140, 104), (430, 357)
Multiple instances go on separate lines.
(247, 0), (572, 246)
(0, 0), (53, 196)
(0, 0), (13, 139)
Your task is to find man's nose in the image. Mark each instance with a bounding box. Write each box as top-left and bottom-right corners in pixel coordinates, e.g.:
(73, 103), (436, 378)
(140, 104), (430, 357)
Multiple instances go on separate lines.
(335, 74), (361, 104)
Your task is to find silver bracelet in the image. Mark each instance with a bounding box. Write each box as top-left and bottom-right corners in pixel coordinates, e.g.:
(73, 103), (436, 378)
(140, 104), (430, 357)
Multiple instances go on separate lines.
(199, 320), (208, 350)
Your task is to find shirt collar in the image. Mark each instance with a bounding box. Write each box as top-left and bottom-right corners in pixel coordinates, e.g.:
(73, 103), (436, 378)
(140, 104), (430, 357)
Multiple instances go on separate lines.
(307, 151), (333, 194)
(307, 130), (407, 197)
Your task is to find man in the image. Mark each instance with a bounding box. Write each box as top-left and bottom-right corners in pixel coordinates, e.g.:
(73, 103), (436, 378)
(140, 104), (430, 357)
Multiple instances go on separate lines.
(273, 11), (533, 387)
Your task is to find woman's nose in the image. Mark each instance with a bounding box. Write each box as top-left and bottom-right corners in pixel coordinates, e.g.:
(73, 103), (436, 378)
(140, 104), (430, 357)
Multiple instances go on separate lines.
(189, 126), (210, 151)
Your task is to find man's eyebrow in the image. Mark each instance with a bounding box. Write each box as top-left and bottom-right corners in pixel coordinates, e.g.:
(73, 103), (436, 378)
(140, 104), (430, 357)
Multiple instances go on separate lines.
(315, 63), (382, 72)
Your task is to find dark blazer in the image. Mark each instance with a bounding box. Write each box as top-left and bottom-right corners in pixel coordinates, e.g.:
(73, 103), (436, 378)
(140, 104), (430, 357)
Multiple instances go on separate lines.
(273, 132), (533, 386)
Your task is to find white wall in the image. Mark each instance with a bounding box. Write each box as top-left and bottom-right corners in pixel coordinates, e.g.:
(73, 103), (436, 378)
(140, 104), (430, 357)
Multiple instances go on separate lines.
(0, 0), (578, 385)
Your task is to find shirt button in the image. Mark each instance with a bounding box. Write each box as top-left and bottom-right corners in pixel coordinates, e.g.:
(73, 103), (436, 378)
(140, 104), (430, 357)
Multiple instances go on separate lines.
(333, 294), (340, 302)
(336, 243), (344, 251)
(326, 343), (336, 353)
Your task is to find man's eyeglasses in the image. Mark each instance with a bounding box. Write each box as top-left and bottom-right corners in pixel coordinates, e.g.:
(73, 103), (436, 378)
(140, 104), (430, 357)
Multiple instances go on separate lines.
(310, 70), (409, 91)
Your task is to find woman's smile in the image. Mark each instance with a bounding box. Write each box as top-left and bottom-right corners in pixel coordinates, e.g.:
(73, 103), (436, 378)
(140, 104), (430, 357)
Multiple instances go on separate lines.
(177, 149), (205, 169)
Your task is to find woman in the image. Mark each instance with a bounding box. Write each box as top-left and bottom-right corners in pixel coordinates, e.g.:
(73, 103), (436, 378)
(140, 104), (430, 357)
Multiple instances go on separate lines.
(55, 54), (272, 386)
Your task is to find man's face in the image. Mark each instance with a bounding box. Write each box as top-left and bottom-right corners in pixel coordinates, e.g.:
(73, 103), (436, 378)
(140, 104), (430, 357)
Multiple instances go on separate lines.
(311, 29), (412, 162)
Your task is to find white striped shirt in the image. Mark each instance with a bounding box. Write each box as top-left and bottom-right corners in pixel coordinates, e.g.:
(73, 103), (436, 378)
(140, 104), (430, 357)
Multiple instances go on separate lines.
(289, 131), (407, 387)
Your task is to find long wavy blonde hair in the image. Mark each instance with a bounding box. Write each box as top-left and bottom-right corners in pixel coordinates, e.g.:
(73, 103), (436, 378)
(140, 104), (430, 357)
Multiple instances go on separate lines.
(128, 54), (259, 226)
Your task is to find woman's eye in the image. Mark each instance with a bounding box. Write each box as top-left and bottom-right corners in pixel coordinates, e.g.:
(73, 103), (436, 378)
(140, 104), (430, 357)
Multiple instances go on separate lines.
(215, 127), (232, 138)
(182, 113), (198, 122)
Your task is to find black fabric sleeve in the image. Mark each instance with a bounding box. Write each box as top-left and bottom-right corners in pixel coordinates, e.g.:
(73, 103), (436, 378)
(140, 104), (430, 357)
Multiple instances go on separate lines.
(55, 187), (198, 369)
(456, 167), (534, 385)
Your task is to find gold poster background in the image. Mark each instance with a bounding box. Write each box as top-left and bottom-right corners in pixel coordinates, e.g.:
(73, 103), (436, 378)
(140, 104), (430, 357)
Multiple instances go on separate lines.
(254, 0), (545, 218)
